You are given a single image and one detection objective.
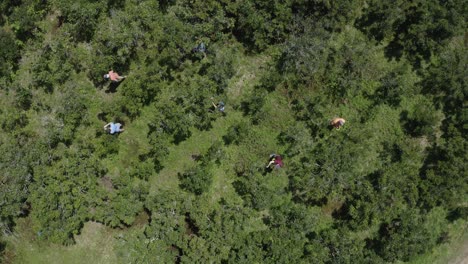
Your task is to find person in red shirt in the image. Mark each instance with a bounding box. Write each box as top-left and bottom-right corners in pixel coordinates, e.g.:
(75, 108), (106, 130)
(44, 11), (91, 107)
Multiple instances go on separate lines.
(266, 154), (283, 169)
(103, 70), (126, 82)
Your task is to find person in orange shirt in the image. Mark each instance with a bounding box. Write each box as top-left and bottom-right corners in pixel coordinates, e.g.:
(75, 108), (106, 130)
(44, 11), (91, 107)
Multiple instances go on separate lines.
(103, 70), (126, 82)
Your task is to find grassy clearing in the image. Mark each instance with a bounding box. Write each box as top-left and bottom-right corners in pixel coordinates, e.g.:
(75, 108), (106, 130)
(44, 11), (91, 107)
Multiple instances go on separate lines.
(405, 219), (468, 264)
(7, 219), (118, 264)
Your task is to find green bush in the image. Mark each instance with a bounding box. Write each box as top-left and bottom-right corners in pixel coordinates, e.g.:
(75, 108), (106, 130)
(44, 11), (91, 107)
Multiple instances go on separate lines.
(179, 166), (213, 195)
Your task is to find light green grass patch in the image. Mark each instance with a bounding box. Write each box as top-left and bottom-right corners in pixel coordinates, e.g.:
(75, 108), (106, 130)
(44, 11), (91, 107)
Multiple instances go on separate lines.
(8, 219), (118, 264)
(405, 219), (468, 264)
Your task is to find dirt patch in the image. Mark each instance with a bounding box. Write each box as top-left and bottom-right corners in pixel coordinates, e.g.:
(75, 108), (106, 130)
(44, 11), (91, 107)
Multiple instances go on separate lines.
(448, 234), (468, 264)
(418, 136), (430, 149)
(2, 246), (17, 264)
(191, 154), (202, 161)
(132, 209), (150, 227)
(228, 55), (270, 100)
(100, 176), (114, 191)
(322, 199), (345, 217)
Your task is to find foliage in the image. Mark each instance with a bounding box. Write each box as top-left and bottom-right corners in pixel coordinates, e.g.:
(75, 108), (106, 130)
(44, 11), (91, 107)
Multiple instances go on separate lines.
(8, 0), (47, 41)
(418, 37), (468, 210)
(50, 0), (106, 42)
(179, 166), (213, 195)
(97, 174), (148, 228)
(376, 207), (448, 262)
(29, 143), (105, 244)
(178, 141), (224, 195)
(0, 27), (19, 79)
(0, 0), (466, 263)
(0, 136), (35, 233)
(357, 0), (467, 67)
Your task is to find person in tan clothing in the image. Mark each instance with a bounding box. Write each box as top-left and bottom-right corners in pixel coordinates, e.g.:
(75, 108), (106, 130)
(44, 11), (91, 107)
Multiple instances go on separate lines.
(330, 117), (346, 130)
